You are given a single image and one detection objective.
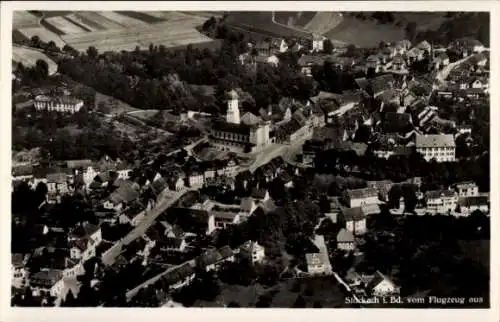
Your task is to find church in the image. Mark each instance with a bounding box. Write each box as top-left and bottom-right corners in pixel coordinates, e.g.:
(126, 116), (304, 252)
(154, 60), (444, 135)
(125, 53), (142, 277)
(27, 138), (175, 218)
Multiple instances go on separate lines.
(209, 90), (272, 153)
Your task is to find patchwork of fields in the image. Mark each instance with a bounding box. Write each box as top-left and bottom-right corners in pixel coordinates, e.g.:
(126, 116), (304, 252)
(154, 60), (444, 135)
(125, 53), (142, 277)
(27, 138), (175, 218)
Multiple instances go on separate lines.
(14, 11), (214, 53)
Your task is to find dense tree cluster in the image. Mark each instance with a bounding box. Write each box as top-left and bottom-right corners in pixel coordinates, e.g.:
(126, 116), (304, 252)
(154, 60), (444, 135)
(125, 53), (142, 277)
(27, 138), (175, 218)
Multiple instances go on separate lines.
(314, 149), (489, 192)
(359, 210), (489, 301)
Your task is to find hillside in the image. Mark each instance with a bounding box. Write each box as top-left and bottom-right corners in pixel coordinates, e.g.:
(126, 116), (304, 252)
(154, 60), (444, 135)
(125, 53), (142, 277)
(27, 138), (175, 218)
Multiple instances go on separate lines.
(223, 12), (312, 40)
(273, 11), (489, 48)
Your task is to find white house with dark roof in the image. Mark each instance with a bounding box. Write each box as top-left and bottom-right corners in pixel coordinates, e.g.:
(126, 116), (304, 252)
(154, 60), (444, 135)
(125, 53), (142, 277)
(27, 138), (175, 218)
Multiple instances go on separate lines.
(240, 240), (266, 264)
(336, 228), (355, 251)
(425, 189), (458, 214)
(306, 235), (332, 276)
(453, 181), (479, 197)
(342, 187), (379, 208)
(416, 134), (456, 162)
(339, 207), (367, 235)
(367, 271), (400, 296)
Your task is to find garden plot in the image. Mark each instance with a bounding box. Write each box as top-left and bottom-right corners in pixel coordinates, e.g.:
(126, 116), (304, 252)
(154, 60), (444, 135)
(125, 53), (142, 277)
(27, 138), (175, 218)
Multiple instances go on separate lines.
(46, 16), (88, 35)
(16, 27), (66, 47)
(97, 11), (150, 27)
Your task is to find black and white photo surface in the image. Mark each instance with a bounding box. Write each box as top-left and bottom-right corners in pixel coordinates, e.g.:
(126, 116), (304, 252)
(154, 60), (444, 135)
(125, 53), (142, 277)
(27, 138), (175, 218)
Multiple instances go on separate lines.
(8, 6), (492, 309)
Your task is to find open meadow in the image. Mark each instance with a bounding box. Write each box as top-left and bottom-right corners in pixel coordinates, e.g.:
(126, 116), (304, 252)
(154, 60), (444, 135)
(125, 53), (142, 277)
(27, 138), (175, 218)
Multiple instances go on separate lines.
(12, 45), (58, 75)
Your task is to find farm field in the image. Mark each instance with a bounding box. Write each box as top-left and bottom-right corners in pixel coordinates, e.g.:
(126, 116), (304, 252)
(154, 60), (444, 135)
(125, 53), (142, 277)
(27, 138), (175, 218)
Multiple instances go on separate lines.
(74, 11), (124, 30)
(45, 16), (87, 35)
(97, 11), (151, 27)
(304, 12), (344, 35)
(61, 20), (212, 52)
(324, 16), (405, 47)
(13, 11), (40, 29)
(65, 13), (102, 32)
(224, 12), (312, 40)
(15, 27), (66, 47)
(14, 11), (216, 53)
(274, 12), (316, 28)
(115, 11), (166, 24)
(12, 46), (59, 75)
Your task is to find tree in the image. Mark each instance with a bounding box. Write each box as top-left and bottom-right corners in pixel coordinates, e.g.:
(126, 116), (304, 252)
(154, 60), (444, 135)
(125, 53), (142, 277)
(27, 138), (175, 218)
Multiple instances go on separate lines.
(293, 295), (307, 308)
(323, 39), (334, 54)
(406, 22), (417, 41)
(227, 301), (240, 307)
(86, 46), (98, 60)
(35, 59), (49, 80)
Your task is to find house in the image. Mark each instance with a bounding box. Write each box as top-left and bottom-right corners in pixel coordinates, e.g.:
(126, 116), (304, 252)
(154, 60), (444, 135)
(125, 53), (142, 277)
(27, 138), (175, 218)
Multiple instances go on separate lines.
(217, 245), (236, 264)
(433, 52), (450, 70)
(196, 248), (223, 272)
(454, 181), (479, 197)
(46, 172), (71, 194)
(240, 197), (258, 216)
(30, 269), (65, 297)
(342, 187), (379, 208)
(306, 235), (332, 276)
(406, 47), (424, 64)
(12, 165), (34, 182)
(312, 34), (326, 52)
(12, 253), (30, 289)
(119, 200), (148, 226)
(306, 253), (332, 276)
(251, 188), (270, 202)
(366, 180), (394, 202)
(163, 263), (196, 290)
(210, 210), (241, 231)
(367, 271), (400, 296)
(425, 189), (458, 214)
(365, 55), (382, 74)
(339, 207), (367, 235)
(391, 54), (408, 73)
(104, 180), (140, 211)
(395, 40), (412, 54)
(415, 134), (456, 162)
(255, 55), (279, 67)
(457, 196), (489, 215)
(68, 222), (102, 246)
(187, 172), (204, 188)
(240, 240), (266, 264)
(34, 95), (84, 114)
(336, 228), (355, 251)
(298, 55), (327, 77)
(454, 38), (486, 53)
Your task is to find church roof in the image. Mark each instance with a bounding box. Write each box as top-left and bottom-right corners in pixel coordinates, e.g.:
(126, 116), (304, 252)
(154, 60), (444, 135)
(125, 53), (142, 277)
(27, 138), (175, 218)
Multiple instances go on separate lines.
(212, 120), (252, 135)
(241, 112), (263, 126)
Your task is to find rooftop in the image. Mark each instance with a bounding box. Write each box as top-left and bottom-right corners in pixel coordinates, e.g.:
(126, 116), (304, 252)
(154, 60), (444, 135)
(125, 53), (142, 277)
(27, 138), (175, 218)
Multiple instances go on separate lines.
(416, 134), (455, 148)
(341, 207), (366, 221)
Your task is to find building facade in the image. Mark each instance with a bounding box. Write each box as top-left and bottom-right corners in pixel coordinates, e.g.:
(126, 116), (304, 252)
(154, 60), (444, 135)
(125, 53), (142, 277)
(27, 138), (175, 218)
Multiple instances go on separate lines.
(416, 134), (456, 162)
(34, 95), (84, 114)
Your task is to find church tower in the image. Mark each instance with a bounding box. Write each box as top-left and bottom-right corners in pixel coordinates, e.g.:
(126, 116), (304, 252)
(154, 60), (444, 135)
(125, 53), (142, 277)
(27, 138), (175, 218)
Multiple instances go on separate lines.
(226, 89), (240, 124)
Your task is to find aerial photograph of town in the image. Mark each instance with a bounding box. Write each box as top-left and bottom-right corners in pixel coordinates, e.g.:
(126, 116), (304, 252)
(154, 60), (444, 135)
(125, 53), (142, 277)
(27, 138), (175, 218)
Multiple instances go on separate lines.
(9, 8), (490, 308)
